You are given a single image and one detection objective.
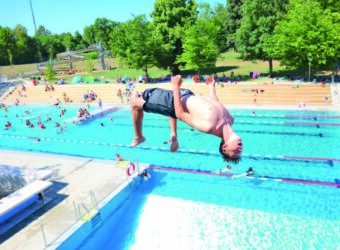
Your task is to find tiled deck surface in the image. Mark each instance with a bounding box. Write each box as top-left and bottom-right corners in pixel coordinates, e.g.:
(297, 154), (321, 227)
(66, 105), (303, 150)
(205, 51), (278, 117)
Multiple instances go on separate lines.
(0, 150), (128, 250)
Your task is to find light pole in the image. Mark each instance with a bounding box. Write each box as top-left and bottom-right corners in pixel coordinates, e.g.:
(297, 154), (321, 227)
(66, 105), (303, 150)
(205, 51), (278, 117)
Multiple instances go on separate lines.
(308, 54), (313, 82)
(29, 0), (37, 33)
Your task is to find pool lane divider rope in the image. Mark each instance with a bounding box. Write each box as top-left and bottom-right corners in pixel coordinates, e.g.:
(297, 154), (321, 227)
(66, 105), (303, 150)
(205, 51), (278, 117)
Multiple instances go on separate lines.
(284, 121), (340, 127)
(1, 134), (339, 163)
(108, 116), (340, 127)
(284, 115), (340, 119)
(109, 114), (340, 120)
(112, 122), (324, 137)
(233, 113), (340, 120)
(149, 165), (340, 188)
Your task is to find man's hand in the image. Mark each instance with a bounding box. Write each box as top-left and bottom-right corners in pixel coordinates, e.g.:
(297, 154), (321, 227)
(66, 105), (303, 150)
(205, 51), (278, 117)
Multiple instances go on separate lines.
(206, 76), (219, 101)
(171, 75), (182, 89)
(206, 76), (216, 88)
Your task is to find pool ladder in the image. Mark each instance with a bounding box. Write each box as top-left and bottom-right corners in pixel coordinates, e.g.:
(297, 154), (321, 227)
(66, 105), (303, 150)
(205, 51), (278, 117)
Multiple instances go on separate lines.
(73, 191), (101, 226)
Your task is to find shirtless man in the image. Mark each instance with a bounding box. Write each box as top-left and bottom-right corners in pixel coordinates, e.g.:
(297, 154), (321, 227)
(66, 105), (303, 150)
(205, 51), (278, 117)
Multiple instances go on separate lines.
(130, 75), (242, 163)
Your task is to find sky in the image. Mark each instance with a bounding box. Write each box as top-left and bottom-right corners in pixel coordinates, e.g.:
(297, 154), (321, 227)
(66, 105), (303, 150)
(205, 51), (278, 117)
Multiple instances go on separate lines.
(1, 0), (226, 36)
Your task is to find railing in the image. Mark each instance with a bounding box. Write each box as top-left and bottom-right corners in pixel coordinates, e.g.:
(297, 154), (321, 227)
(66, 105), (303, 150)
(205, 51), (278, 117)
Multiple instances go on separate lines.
(40, 189), (107, 249)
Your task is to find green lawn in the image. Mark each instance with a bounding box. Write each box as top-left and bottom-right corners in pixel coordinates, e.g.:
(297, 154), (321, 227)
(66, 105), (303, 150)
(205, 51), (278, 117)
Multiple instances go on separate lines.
(0, 50), (291, 82)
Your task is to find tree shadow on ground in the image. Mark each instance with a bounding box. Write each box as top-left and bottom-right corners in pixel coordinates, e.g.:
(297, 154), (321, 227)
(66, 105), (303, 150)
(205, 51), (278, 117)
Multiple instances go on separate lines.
(181, 66), (239, 77)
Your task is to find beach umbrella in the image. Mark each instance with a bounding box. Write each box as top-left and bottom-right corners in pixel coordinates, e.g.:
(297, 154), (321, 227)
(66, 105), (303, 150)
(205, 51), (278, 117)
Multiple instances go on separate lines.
(122, 76), (131, 83)
(72, 76), (82, 83)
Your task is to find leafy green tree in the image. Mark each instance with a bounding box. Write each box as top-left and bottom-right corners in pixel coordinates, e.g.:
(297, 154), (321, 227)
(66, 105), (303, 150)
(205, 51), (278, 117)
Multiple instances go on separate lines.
(83, 18), (118, 49)
(225, 0), (244, 50)
(264, 0), (340, 71)
(35, 25), (65, 60)
(74, 31), (88, 50)
(236, 0), (289, 75)
(177, 3), (219, 74)
(58, 32), (76, 51)
(151, 0), (198, 74)
(110, 15), (161, 76)
(0, 26), (15, 65)
(212, 3), (229, 52)
(35, 25), (52, 37)
(13, 25), (39, 64)
(37, 35), (64, 60)
(315, 0), (340, 12)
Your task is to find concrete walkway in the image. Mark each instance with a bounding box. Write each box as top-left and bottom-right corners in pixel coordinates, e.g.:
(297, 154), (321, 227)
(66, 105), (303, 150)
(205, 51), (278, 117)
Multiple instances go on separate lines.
(0, 150), (129, 250)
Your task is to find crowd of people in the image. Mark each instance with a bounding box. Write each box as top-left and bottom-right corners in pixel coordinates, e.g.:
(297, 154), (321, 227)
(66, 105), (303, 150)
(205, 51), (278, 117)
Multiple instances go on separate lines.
(83, 90), (98, 102)
(77, 108), (91, 119)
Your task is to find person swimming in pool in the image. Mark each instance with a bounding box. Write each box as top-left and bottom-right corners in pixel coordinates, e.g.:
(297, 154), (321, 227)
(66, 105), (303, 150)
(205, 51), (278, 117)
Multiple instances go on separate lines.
(130, 75), (243, 164)
(116, 153), (125, 161)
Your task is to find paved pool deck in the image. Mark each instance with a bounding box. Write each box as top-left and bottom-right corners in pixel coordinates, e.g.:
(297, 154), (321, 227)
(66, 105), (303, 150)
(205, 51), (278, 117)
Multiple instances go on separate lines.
(0, 150), (130, 250)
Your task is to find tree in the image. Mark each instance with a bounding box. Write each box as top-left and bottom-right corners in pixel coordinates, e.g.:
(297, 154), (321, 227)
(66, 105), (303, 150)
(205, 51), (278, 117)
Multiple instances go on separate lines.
(35, 25), (52, 37)
(74, 31), (88, 50)
(13, 24), (39, 64)
(110, 15), (160, 76)
(235, 0), (289, 75)
(58, 32), (76, 51)
(151, 0), (198, 74)
(35, 26), (64, 60)
(315, 0), (340, 12)
(0, 26), (15, 65)
(225, 0), (244, 50)
(212, 3), (229, 52)
(177, 3), (219, 74)
(264, 0), (340, 71)
(83, 18), (118, 49)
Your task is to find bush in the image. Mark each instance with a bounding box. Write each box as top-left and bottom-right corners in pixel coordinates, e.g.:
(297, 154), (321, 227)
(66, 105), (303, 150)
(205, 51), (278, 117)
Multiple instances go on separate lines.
(45, 61), (55, 81)
(84, 52), (99, 60)
(85, 59), (94, 73)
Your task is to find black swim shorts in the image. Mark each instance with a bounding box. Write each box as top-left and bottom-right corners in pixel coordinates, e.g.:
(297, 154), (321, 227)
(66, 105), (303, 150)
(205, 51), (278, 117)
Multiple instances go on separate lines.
(142, 88), (194, 119)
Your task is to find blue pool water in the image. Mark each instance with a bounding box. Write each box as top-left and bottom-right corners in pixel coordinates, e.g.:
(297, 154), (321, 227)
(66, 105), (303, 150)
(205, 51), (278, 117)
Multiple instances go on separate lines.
(1, 105), (340, 249)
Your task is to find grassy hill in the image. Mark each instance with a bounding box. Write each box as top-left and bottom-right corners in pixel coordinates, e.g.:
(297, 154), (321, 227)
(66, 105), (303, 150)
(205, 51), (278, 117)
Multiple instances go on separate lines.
(0, 51), (288, 81)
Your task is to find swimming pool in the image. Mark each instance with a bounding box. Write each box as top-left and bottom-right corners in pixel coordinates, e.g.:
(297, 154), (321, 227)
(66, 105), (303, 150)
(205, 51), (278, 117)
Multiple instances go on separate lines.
(1, 105), (340, 249)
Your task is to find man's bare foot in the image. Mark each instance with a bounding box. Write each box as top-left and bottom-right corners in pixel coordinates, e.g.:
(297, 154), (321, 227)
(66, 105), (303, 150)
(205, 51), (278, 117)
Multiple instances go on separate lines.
(170, 135), (179, 152)
(131, 136), (145, 147)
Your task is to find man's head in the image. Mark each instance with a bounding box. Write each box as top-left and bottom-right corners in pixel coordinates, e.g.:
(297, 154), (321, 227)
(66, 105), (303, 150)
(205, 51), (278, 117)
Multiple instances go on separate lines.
(219, 135), (243, 164)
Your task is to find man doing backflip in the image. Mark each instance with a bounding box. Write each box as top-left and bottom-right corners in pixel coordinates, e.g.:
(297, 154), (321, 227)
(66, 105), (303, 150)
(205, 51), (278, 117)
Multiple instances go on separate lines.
(130, 75), (243, 163)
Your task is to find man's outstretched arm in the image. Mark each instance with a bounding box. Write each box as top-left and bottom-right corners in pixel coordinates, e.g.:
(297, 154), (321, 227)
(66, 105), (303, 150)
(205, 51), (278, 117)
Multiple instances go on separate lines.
(171, 75), (189, 121)
(206, 76), (219, 101)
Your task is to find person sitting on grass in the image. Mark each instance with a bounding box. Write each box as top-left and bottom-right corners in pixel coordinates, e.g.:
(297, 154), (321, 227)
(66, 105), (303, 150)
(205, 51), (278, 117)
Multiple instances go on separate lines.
(130, 75), (243, 164)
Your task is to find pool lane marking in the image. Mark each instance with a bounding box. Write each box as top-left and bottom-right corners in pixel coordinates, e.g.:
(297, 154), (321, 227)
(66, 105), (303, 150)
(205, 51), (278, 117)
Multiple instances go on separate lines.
(112, 122), (325, 137)
(149, 165), (340, 188)
(284, 121), (340, 127)
(284, 115), (340, 119)
(127, 118), (340, 127)
(2, 134), (340, 163)
(109, 114), (340, 121)
(238, 120), (340, 127)
(283, 155), (340, 162)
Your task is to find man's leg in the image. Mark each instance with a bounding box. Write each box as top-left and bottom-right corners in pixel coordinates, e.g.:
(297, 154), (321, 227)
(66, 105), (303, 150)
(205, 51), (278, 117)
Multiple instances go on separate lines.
(131, 96), (146, 146)
(168, 117), (179, 152)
